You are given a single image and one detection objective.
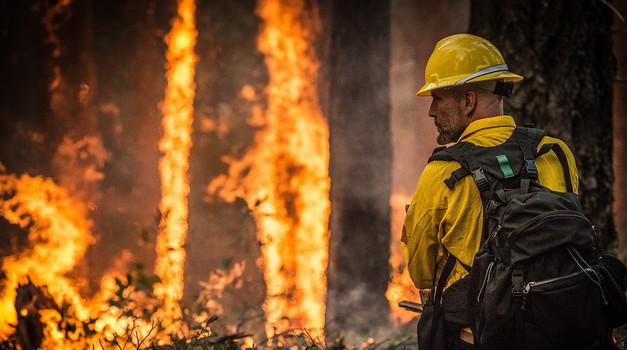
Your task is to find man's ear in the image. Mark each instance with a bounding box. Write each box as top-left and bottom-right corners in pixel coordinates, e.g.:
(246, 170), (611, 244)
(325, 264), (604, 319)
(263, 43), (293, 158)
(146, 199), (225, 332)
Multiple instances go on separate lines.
(463, 90), (477, 117)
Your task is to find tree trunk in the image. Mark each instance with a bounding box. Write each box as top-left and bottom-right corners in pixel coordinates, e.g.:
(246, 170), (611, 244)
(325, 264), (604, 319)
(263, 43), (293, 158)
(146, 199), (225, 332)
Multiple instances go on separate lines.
(323, 0), (392, 337)
(86, 0), (172, 294)
(187, 0), (267, 333)
(612, 0), (627, 256)
(0, 0), (52, 176)
(469, 0), (617, 252)
(0, 0), (54, 258)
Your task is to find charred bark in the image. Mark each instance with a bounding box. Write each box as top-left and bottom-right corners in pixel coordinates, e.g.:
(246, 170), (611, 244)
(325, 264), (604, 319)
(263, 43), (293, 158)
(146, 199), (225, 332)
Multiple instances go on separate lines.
(323, 0), (392, 336)
(469, 0), (617, 252)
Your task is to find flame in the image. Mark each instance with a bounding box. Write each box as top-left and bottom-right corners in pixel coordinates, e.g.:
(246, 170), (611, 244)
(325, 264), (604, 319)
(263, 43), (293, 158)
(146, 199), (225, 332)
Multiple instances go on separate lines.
(208, 0), (329, 333)
(0, 175), (157, 348)
(251, 0), (329, 332)
(256, 0), (330, 332)
(193, 262), (245, 329)
(0, 1), (164, 346)
(153, 0), (197, 333)
(386, 192), (421, 324)
(1, 0), (331, 345)
(0, 173), (93, 340)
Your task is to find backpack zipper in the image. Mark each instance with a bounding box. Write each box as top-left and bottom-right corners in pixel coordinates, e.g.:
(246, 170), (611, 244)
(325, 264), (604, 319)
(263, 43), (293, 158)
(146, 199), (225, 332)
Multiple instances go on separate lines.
(492, 224), (502, 239)
(521, 269), (589, 310)
(521, 267), (606, 307)
(477, 260), (496, 303)
(522, 268), (594, 294)
(508, 211), (592, 243)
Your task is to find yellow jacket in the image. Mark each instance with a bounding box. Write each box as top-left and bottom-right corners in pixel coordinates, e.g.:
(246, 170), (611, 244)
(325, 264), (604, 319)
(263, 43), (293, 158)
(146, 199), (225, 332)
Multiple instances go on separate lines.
(401, 115), (579, 289)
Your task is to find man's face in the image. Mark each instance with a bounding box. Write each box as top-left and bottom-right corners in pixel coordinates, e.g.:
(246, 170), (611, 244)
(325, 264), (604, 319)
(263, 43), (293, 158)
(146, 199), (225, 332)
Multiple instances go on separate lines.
(428, 88), (467, 145)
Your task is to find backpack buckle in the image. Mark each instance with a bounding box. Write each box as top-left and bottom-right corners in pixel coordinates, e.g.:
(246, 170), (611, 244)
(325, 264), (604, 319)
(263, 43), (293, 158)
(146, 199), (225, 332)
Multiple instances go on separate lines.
(512, 269), (524, 302)
(487, 199), (501, 214)
(524, 159), (538, 179)
(471, 168), (489, 192)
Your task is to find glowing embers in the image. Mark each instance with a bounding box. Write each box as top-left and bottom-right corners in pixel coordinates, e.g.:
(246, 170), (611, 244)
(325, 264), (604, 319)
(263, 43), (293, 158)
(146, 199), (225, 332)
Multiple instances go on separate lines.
(153, 0), (198, 335)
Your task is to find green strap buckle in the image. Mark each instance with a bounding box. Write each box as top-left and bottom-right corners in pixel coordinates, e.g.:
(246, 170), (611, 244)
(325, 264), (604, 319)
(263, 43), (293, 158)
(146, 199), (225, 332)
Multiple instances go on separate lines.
(496, 154), (514, 179)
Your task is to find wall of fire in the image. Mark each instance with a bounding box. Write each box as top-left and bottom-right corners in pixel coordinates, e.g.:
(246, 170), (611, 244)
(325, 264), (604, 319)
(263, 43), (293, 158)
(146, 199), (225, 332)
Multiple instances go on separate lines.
(0, 0), (624, 344)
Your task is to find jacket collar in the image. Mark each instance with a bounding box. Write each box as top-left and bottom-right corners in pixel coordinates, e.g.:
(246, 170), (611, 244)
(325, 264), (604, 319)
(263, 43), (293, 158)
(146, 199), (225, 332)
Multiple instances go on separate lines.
(457, 115), (516, 143)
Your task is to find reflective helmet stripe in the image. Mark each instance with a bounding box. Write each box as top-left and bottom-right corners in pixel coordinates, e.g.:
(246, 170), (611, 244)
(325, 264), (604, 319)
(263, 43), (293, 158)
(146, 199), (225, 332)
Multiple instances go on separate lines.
(453, 64), (509, 86)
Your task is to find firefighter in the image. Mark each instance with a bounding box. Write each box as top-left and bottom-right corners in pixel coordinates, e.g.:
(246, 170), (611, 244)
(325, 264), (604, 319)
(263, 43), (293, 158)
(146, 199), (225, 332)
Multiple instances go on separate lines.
(401, 34), (579, 349)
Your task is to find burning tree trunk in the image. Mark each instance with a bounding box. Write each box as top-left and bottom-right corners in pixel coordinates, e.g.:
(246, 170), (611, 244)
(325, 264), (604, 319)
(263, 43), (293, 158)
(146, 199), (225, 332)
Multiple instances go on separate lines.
(469, 0), (617, 252)
(187, 0), (267, 334)
(205, 0), (330, 334)
(323, 0), (392, 336)
(89, 0), (173, 293)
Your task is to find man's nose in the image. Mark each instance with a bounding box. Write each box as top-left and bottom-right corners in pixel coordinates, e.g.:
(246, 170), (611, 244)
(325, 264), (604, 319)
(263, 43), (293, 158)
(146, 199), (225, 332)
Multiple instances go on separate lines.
(428, 101), (436, 118)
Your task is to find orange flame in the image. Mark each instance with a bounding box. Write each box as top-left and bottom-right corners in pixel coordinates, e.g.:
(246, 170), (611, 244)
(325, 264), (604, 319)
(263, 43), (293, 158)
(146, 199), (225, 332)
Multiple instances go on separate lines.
(0, 174), (162, 348)
(1, 0), (331, 345)
(386, 193), (421, 324)
(0, 2), (155, 345)
(153, 0), (197, 332)
(0, 173), (93, 341)
(208, 0), (329, 333)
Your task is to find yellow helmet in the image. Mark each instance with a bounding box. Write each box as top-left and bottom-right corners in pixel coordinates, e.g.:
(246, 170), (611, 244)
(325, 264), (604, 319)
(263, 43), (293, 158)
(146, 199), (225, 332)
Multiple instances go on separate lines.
(417, 34), (523, 96)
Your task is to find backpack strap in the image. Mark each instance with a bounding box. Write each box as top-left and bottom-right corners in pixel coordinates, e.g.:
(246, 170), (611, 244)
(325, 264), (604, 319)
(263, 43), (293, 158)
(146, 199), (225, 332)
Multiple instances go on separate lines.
(433, 255), (458, 299)
(429, 126), (546, 193)
(429, 146), (467, 189)
(429, 144), (489, 194)
(426, 255), (458, 350)
(464, 150), (490, 194)
(431, 254), (470, 300)
(537, 142), (574, 193)
(511, 127), (545, 181)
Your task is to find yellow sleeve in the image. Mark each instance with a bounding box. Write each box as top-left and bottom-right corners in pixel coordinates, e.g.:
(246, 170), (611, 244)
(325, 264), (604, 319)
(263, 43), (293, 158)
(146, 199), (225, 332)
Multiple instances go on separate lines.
(401, 162), (444, 288)
(401, 160), (483, 289)
(536, 136), (579, 194)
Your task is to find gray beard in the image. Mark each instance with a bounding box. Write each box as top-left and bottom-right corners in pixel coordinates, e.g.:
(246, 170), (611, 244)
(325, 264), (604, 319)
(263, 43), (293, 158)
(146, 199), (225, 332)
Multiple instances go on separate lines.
(436, 125), (466, 145)
(437, 131), (456, 145)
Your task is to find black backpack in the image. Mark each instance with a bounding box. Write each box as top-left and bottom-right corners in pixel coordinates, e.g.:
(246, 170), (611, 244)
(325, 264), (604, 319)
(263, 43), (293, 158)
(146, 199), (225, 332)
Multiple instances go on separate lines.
(427, 126), (627, 350)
